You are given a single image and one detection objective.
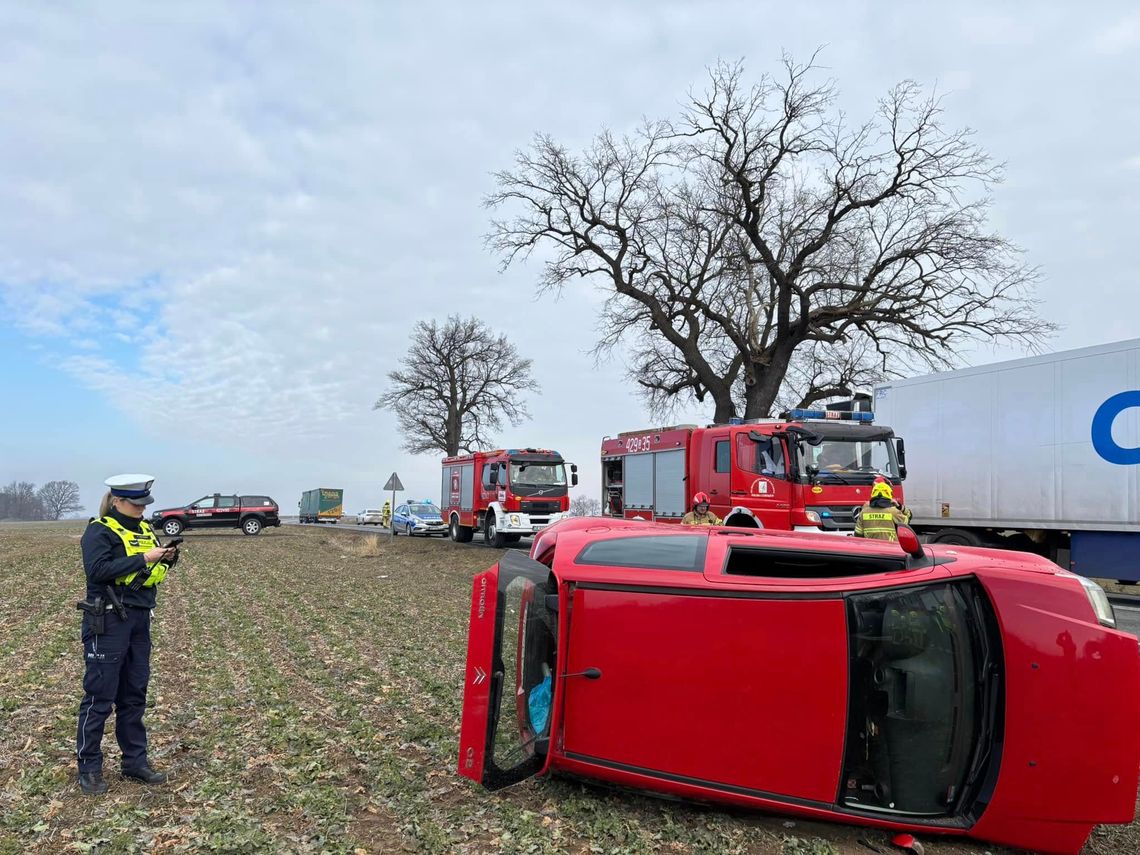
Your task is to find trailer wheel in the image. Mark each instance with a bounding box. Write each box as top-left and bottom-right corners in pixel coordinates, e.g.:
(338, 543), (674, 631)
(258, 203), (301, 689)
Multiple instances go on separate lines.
(929, 528), (983, 547)
(450, 515), (474, 544)
(484, 514), (506, 549)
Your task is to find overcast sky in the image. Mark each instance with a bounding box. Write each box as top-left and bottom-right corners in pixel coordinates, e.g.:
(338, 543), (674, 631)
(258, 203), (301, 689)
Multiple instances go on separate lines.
(2, 1), (1139, 516)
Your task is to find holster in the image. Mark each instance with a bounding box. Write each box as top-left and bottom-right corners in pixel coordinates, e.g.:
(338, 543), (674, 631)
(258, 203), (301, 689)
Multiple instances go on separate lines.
(76, 597), (106, 635)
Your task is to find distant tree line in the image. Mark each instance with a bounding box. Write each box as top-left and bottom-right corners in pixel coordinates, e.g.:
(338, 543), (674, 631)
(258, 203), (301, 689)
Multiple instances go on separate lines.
(0, 480), (84, 521)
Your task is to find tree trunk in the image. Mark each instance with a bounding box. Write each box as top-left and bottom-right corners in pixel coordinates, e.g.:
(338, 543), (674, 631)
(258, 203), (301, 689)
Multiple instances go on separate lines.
(742, 346), (796, 419)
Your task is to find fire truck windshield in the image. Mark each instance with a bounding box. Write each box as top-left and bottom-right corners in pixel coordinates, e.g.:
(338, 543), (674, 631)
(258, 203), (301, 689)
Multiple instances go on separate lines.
(805, 439), (900, 480)
(509, 461), (567, 488)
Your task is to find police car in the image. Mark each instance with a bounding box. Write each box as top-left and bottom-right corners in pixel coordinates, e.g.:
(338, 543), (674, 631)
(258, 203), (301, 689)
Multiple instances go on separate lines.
(391, 501), (447, 537)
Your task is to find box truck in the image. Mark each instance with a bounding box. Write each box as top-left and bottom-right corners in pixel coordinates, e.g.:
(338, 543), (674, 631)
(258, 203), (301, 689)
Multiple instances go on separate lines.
(300, 487), (344, 524)
(873, 338), (1140, 581)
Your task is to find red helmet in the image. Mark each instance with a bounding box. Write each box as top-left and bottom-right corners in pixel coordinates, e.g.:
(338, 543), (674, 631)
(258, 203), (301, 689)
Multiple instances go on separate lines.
(693, 491), (711, 508)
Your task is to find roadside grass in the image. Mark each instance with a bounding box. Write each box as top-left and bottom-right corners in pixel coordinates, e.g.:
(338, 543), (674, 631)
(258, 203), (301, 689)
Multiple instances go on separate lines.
(0, 522), (1133, 854)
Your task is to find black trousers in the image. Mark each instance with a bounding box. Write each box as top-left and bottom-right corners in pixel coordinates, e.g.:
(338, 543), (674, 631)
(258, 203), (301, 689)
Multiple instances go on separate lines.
(76, 605), (152, 773)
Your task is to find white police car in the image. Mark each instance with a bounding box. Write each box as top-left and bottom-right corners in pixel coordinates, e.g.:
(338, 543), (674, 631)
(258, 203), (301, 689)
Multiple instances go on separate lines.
(391, 501), (447, 537)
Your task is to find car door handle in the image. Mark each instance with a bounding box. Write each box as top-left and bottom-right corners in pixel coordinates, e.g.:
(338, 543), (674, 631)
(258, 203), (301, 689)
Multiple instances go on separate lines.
(562, 667), (602, 680)
(731, 490), (746, 495)
(709, 489), (719, 495)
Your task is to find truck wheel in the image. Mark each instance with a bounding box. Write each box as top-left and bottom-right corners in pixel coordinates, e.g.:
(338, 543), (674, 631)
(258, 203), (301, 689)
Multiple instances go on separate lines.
(929, 528), (983, 547)
(450, 515), (473, 544)
(242, 517), (262, 536)
(163, 518), (184, 536)
(504, 534), (522, 544)
(484, 515), (506, 549)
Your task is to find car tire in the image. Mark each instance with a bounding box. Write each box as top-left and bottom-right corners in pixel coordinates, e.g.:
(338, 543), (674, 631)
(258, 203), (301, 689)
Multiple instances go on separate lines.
(163, 518), (184, 537)
(242, 517), (263, 536)
(391, 522), (399, 536)
(450, 515), (474, 543)
(407, 523), (415, 537)
(929, 528), (984, 547)
(485, 514), (506, 549)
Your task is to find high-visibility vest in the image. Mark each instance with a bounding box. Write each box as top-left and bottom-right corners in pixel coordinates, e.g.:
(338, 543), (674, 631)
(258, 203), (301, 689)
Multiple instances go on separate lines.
(854, 503), (911, 542)
(94, 516), (170, 587)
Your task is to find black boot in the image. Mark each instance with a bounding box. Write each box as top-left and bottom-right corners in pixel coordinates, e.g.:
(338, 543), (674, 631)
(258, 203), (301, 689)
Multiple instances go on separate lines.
(121, 763), (168, 784)
(78, 771), (108, 795)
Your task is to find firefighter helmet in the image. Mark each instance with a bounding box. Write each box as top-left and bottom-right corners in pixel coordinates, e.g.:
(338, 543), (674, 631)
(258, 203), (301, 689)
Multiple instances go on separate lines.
(871, 481), (894, 501)
(693, 491), (711, 509)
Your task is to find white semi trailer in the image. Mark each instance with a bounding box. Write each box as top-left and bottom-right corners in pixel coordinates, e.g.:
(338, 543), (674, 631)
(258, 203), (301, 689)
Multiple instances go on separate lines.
(873, 338), (1140, 582)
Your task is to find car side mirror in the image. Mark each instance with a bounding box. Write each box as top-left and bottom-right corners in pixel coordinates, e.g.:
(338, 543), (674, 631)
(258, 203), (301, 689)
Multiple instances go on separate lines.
(897, 525), (925, 559)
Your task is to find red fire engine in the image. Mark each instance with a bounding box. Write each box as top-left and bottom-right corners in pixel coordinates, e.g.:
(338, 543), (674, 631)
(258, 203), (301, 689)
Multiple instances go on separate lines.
(442, 448), (578, 547)
(601, 403), (906, 532)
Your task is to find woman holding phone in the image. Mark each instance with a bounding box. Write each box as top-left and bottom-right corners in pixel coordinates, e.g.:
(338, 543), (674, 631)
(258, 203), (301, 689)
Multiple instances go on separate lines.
(75, 474), (179, 795)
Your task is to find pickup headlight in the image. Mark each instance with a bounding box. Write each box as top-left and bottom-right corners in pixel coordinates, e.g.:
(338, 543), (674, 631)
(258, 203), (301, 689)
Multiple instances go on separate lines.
(1077, 575), (1116, 628)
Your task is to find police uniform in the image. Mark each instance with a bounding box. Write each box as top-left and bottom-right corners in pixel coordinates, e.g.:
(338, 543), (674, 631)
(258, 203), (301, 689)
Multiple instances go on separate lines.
(76, 475), (173, 795)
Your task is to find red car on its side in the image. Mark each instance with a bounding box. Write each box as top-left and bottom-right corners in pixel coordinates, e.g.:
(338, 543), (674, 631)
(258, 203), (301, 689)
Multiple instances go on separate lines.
(458, 517), (1140, 855)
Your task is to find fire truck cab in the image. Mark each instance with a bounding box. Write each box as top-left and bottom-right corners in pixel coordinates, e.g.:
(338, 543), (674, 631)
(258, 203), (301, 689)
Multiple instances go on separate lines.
(442, 448), (578, 548)
(601, 404), (906, 533)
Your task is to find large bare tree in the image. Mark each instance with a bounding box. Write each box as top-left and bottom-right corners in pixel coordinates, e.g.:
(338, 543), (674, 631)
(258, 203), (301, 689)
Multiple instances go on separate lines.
(488, 56), (1054, 421)
(375, 315), (538, 456)
(38, 480), (84, 520)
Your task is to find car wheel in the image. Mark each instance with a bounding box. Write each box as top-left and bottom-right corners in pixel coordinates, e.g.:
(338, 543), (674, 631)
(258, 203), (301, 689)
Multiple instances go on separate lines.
(163, 518), (184, 537)
(485, 514), (506, 549)
(391, 522), (399, 536)
(407, 523), (415, 537)
(242, 517), (262, 536)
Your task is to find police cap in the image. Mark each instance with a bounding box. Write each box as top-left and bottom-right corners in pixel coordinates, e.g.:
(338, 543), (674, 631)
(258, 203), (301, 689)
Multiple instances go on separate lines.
(104, 473), (156, 506)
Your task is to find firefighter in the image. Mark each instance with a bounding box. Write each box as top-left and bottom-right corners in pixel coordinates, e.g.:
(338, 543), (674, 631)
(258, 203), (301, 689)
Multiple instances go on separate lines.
(853, 480), (912, 541)
(380, 500), (392, 528)
(76, 475), (177, 795)
(681, 491), (722, 526)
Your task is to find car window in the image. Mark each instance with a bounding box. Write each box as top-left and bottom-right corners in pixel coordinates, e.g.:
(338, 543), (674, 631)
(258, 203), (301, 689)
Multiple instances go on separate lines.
(241, 496), (273, 507)
(191, 496), (216, 509)
(409, 503), (437, 515)
(397, 505), (407, 515)
(575, 535), (707, 571)
(216, 496), (237, 508)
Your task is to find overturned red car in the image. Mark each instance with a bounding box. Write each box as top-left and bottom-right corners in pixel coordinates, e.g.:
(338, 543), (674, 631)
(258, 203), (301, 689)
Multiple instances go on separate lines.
(458, 517), (1140, 855)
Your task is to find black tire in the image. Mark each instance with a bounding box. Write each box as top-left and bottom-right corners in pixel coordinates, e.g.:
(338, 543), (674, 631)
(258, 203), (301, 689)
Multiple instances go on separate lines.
(391, 522), (399, 536)
(406, 522), (415, 537)
(929, 528), (984, 547)
(504, 534), (522, 544)
(242, 517), (263, 536)
(484, 514), (506, 549)
(162, 518), (184, 537)
(450, 515), (473, 543)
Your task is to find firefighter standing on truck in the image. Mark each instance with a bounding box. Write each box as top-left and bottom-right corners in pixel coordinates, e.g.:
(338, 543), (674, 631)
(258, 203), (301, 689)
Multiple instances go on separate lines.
(681, 492), (722, 526)
(854, 481), (912, 541)
(75, 474), (177, 796)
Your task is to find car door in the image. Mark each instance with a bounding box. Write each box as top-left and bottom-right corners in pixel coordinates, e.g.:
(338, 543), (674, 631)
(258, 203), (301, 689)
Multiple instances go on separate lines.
(557, 582), (850, 804)
(459, 552), (558, 790)
(214, 495), (240, 527)
(186, 496), (216, 528)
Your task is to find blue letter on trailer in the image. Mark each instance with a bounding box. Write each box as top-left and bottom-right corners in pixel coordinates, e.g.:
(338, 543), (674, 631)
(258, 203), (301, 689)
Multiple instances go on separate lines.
(1092, 391), (1140, 465)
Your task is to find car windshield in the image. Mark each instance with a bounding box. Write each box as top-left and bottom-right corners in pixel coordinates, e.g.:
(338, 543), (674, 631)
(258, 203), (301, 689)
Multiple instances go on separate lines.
(409, 504), (438, 516)
(804, 439), (899, 480)
(508, 462), (567, 487)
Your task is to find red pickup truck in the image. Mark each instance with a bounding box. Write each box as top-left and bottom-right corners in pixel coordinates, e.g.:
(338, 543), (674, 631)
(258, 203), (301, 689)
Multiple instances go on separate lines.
(150, 493), (280, 536)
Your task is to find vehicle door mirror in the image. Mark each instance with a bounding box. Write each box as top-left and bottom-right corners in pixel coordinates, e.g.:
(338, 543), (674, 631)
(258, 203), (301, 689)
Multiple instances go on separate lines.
(570, 464), (579, 487)
(895, 437), (907, 479)
(488, 467), (498, 485)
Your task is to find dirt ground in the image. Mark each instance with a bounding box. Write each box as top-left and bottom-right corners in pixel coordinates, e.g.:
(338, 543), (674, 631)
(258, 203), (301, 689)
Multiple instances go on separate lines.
(0, 522), (1135, 854)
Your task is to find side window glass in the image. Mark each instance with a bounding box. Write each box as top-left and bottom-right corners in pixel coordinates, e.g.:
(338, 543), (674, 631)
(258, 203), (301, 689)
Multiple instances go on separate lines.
(715, 440), (730, 473)
(737, 435), (786, 477)
(482, 466), (494, 489)
(216, 496), (237, 509)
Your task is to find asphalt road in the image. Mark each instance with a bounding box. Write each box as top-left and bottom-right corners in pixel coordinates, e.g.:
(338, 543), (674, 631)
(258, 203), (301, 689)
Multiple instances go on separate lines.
(1111, 599), (1140, 637)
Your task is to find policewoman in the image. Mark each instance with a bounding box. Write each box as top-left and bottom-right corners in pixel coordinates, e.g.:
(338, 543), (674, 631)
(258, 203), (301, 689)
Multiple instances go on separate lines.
(76, 474), (177, 795)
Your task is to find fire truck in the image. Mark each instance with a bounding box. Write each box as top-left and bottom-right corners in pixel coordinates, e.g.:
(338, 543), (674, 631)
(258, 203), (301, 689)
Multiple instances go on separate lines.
(442, 448), (578, 547)
(600, 402), (906, 532)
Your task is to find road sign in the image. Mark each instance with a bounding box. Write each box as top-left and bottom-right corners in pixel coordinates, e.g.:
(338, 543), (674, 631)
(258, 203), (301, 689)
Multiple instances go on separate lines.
(383, 472), (404, 492)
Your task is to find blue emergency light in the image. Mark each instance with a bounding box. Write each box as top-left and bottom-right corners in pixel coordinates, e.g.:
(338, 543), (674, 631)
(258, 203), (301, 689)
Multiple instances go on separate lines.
(789, 408), (875, 422)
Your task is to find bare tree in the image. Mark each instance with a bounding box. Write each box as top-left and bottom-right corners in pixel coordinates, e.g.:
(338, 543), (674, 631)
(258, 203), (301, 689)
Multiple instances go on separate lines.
(569, 495), (602, 517)
(488, 55), (1054, 420)
(38, 480), (84, 520)
(0, 481), (45, 521)
(375, 316), (538, 456)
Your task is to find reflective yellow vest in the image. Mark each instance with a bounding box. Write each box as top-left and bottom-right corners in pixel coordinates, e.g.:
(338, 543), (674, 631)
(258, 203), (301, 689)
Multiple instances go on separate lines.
(854, 502), (912, 542)
(95, 516), (170, 588)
